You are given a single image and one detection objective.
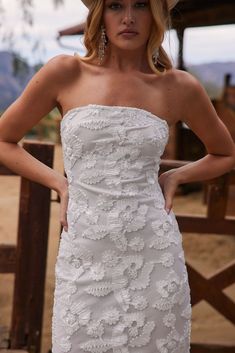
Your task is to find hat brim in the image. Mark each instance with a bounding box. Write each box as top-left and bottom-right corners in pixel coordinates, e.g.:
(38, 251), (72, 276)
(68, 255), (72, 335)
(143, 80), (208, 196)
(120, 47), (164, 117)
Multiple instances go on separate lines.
(81, 0), (179, 10)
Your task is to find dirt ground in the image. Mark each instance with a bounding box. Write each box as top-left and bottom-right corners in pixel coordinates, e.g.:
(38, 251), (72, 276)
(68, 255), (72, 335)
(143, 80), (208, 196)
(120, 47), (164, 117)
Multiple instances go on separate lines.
(0, 144), (235, 353)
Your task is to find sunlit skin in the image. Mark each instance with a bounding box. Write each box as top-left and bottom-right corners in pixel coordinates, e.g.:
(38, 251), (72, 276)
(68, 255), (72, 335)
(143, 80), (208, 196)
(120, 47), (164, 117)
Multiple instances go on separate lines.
(102, 0), (154, 71)
(0, 0), (234, 232)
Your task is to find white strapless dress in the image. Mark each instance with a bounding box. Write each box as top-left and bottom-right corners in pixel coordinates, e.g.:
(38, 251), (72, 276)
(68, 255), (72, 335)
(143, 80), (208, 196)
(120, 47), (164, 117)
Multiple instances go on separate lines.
(52, 104), (192, 353)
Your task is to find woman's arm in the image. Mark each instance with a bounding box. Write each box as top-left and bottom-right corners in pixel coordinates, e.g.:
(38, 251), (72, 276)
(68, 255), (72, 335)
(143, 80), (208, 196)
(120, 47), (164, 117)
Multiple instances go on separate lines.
(0, 54), (78, 230)
(159, 71), (235, 212)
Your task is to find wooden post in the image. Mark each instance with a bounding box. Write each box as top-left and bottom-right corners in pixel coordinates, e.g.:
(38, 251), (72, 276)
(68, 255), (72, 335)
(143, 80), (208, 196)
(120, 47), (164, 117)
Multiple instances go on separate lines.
(207, 173), (229, 220)
(10, 141), (54, 353)
(176, 27), (185, 71)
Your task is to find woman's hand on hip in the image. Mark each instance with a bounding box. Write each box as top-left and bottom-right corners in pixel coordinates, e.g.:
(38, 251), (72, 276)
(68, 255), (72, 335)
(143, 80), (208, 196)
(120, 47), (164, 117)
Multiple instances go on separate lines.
(158, 169), (179, 213)
(57, 178), (69, 232)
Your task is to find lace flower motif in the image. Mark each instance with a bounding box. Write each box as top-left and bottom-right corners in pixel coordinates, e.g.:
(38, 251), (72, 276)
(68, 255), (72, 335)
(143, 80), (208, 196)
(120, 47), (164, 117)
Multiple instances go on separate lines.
(101, 250), (120, 267)
(163, 313), (176, 328)
(122, 183), (139, 196)
(97, 195), (115, 211)
(156, 329), (181, 353)
(59, 337), (71, 353)
(155, 252), (175, 268)
(102, 307), (120, 325)
(60, 300), (91, 338)
(149, 216), (179, 251)
(152, 270), (187, 311)
(156, 270), (180, 299)
(146, 169), (157, 185)
(181, 304), (192, 320)
(108, 199), (148, 234)
(62, 133), (83, 168)
(152, 218), (172, 236)
(122, 311), (145, 338)
(82, 152), (97, 169)
(61, 307), (80, 333)
(114, 288), (131, 312)
(128, 236), (145, 251)
(90, 262), (106, 281)
(95, 141), (114, 155)
(87, 320), (104, 338)
(127, 129), (145, 145)
(83, 206), (100, 225)
(67, 188), (88, 227)
(132, 294), (149, 310)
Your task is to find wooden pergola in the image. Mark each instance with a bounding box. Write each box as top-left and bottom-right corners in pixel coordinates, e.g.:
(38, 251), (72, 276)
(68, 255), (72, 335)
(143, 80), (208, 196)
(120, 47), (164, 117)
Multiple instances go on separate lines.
(57, 0), (235, 69)
(171, 0), (235, 69)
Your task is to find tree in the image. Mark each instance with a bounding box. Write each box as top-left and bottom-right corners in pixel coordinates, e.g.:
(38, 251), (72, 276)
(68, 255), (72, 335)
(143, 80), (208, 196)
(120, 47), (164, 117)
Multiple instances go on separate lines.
(0, 0), (65, 62)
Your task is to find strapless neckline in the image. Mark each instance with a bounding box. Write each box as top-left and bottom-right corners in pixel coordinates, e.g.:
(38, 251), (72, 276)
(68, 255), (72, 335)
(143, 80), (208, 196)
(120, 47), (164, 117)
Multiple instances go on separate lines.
(62, 103), (170, 129)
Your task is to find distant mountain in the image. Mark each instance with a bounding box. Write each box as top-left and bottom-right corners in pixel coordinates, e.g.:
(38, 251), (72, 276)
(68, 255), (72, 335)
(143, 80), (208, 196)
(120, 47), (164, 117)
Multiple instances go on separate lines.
(187, 61), (235, 98)
(0, 51), (37, 111)
(0, 50), (235, 112)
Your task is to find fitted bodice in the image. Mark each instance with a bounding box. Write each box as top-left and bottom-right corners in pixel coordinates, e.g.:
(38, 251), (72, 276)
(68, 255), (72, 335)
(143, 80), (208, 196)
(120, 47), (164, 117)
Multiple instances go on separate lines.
(61, 104), (169, 178)
(60, 104), (169, 221)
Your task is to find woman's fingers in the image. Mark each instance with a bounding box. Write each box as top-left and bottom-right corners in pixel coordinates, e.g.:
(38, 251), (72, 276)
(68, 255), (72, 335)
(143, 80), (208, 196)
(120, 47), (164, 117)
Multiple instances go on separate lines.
(158, 171), (178, 214)
(164, 186), (173, 214)
(60, 204), (68, 232)
(59, 188), (69, 232)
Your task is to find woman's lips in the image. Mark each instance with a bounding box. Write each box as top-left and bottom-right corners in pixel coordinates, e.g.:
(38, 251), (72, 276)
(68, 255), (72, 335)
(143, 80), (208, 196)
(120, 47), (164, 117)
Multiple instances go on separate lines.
(119, 31), (138, 38)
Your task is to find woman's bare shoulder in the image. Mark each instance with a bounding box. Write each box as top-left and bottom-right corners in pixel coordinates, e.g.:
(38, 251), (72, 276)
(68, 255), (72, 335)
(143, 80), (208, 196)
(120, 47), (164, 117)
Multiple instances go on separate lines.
(173, 69), (206, 98)
(166, 68), (206, 105)
(41, 53), (81, 84)
(166, 67), (199, 87)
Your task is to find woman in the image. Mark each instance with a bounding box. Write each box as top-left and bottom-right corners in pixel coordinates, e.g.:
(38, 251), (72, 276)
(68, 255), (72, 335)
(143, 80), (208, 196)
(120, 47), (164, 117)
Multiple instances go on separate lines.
(0, 0), (234, 352)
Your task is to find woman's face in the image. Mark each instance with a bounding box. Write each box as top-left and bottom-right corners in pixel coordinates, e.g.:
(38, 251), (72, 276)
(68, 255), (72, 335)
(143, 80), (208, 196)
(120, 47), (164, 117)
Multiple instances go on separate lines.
(103, 0), (153, 51)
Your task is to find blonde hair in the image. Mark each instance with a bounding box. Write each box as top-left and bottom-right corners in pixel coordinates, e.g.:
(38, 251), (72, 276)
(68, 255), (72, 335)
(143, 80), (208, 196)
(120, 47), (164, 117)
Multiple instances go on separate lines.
(79, 0), (173, 75)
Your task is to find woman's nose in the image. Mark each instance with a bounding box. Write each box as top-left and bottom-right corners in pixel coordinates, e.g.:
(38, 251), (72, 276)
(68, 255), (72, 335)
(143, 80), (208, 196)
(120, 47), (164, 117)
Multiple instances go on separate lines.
(122, 5), (135, 24)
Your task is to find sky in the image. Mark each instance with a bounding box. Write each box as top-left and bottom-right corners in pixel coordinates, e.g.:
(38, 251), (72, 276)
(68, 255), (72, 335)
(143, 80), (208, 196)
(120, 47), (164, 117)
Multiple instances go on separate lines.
(0, 0), (235, 66)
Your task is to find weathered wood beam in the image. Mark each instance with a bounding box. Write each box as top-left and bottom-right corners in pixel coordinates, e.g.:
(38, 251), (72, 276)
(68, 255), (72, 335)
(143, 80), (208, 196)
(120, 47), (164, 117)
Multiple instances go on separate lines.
(0, 165), (16, 175)
(0, 245), (16, 273)
(172, 2), (235, 28)
(191, 342), (235, 353)
(10, 141), (54, 353)
(176, 215), (235, 235)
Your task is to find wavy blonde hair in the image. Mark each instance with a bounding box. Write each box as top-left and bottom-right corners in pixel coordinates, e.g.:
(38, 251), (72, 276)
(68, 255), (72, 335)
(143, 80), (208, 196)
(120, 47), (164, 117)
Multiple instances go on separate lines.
(79, 0), (173, 74)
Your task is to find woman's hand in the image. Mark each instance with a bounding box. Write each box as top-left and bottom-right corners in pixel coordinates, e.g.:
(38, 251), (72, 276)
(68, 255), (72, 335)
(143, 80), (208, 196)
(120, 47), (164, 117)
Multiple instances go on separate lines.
(158, 169), (179, 214)
(57, 178), (69, 232)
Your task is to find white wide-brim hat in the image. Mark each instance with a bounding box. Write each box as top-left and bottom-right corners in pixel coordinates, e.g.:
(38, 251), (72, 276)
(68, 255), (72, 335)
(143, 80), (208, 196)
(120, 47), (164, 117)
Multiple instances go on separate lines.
(81, 0), (179, 10)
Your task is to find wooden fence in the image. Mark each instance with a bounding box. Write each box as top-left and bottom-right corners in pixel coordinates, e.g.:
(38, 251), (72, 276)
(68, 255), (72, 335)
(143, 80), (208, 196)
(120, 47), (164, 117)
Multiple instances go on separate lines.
(160, 160), (235, 353)
(0, 141), (54, 353)
(0, 150), (234, 353)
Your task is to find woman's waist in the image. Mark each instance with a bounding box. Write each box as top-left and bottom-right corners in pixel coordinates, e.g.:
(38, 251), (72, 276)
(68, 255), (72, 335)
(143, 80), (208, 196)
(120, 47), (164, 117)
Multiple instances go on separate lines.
(67, 181), (166, 222)
(68, 178), (164, 200)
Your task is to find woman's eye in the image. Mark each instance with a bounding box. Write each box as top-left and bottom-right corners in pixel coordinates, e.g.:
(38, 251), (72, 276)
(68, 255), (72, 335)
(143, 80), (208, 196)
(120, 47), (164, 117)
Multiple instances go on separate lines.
(135, 2), (148, 7)
(107, 1), (148, 9)
(108, 2), (122, 9)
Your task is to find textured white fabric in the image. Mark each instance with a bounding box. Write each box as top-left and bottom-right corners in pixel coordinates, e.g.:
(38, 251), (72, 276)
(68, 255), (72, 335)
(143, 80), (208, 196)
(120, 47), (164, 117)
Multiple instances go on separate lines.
(52, 104), (192, 353)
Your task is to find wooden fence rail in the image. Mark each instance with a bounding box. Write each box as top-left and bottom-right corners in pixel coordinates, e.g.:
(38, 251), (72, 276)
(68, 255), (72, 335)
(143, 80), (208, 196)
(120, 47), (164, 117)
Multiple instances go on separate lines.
(0, 141), (54, 353)
(160, 160), (235, 353)
(0, 154), (234, 353)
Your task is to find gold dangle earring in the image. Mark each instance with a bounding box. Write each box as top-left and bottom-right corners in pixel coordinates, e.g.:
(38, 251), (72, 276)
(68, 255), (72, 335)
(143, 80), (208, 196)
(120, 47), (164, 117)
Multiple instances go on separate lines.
(98, 24), (108, 65)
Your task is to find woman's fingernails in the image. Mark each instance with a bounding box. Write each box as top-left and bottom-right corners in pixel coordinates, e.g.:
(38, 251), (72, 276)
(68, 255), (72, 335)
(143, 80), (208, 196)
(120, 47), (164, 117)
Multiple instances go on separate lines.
(166, 208), (170, 214)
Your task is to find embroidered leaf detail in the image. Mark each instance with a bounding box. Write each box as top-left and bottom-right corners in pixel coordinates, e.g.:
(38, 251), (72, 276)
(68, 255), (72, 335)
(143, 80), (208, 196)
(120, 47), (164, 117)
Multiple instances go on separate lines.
(130, 262), (154, 290)
(80, 334), (128, 352)
(129, 321), (155, 347)
(80, 169), (105, 184)
(82, 226), (108, 240)
(85, 281), (113, 297)
(79, 118), (111, 130)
